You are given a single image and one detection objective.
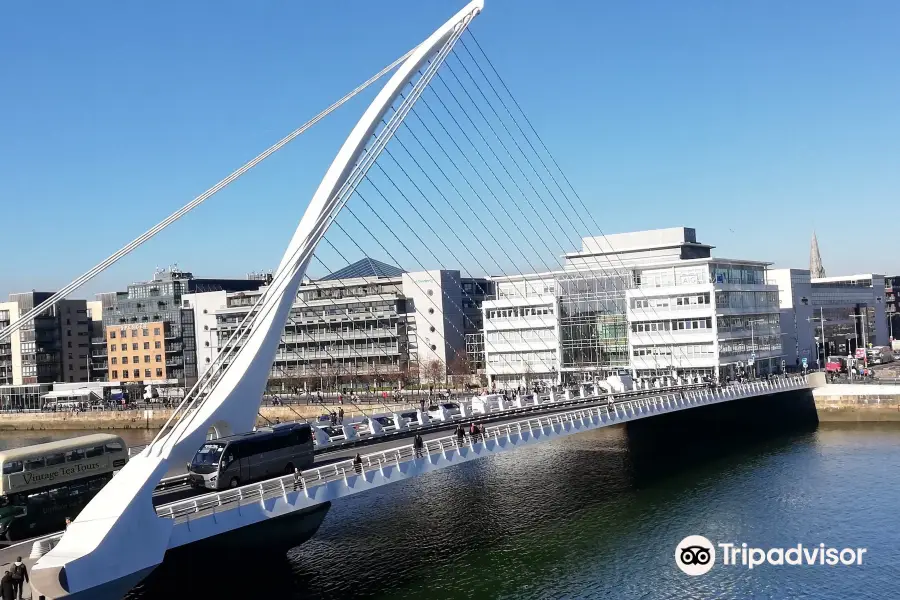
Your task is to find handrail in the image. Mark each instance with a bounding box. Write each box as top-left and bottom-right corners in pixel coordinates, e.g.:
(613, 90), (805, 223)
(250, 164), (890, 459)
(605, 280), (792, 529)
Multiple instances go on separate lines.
(156, 376), (808, 521)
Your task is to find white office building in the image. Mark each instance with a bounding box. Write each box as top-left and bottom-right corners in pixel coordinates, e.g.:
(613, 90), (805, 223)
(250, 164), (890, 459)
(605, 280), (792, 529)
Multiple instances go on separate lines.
(482, 227), (785, 387)
(482, 274), (559, 387)
(189, 259), (492, 390)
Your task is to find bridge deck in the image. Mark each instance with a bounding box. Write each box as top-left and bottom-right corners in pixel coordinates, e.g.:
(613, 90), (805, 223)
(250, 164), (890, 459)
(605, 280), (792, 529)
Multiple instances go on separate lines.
(156, 378), (809, 534)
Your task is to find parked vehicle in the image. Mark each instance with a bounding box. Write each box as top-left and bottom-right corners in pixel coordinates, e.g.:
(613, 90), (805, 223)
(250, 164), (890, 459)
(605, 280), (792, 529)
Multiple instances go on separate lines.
(866, 346), (894, 365)
(188, 423), (314, 490)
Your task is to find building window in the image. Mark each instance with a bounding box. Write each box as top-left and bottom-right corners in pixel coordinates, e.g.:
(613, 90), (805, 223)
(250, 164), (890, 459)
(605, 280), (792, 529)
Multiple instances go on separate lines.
(145, 369), (151, 378)
(155, 354), (162, 362)
(110, 331), (116, 339)
(142, 328), (149, 337)
(111, 344), (117, 352)
(132, 343), (138, 351)
(133, 356), (139, 365)
(122, 357), (128, 364)
(131, 330), (137, 338)
(155, 368), (163, 377)
(143, 342), (150, 350)
(154, 327), (161, 335)
(133, 369), (140, 378)
(144, 355), (150, 363)
(112, 370), (118, 379)
(111, 357), (117, 365)
(155, 341), (161, 349)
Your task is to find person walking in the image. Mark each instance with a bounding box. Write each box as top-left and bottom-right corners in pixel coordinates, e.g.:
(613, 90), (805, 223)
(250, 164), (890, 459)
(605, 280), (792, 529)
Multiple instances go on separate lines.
(353, 454), (363, 475)
(293, 467), (304, 491)
(413, 434), (424, 458)
(9, 558), (26, 600)
(338, 407), (345, 425)
(456, 423), (465, 446)
(0, 571), (13, 600)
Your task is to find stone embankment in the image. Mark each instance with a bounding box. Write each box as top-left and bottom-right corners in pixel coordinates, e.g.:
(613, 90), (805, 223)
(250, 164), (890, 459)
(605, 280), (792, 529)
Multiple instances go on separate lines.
(0, 402), (413, 431)
(813, 384), (900, 422)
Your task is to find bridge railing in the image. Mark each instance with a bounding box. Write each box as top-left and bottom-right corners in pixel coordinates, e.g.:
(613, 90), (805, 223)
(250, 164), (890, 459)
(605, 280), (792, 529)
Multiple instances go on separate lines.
(156, 376), (808, 523)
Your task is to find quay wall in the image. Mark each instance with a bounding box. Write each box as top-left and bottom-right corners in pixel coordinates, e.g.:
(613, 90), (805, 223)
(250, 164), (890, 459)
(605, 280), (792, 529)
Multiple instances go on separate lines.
(0, 403), (412, 431)
(813, 384), (900, 422)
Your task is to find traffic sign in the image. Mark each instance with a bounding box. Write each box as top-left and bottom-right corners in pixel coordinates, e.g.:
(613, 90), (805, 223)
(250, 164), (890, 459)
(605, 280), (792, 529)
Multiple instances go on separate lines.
(749, 353), (756, 365)
(801, 357), (808, 368)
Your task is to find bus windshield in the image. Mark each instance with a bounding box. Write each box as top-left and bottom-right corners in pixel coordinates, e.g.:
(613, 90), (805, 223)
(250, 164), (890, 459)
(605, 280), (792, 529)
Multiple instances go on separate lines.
(191, 444), (226, 468)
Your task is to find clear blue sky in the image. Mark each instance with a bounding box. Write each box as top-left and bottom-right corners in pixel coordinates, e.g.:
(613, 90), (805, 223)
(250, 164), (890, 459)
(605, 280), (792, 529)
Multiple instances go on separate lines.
(1, 0), (898, 298)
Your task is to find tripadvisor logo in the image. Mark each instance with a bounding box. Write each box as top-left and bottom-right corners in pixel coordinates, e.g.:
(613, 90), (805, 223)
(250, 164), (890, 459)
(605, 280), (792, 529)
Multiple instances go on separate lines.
(675, 536), (867, 575)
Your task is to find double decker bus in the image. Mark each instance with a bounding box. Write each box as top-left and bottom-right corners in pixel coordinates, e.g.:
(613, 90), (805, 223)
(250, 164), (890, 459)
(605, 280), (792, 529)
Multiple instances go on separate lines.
(0, 434), (128, 541)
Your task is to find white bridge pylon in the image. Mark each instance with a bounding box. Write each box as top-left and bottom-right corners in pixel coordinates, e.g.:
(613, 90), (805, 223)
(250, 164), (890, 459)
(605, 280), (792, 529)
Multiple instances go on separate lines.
(31, 2), (485, 598)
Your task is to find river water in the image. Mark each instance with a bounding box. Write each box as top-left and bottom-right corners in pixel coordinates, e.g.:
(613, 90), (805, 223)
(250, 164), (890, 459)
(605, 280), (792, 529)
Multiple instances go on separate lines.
(6, 423), (899, 599)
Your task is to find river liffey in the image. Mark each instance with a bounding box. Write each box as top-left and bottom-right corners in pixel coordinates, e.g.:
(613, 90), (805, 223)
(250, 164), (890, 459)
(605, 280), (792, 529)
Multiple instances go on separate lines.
(9, 423), (900, 599)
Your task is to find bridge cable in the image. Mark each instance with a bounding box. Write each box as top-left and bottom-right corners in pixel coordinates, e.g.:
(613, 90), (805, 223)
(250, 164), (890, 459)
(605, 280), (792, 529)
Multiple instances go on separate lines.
(0, 48), (415, 343)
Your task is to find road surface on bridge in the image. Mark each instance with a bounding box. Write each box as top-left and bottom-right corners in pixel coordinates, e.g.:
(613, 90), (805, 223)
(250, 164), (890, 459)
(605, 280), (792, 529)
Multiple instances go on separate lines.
(150, 386), (698, 506)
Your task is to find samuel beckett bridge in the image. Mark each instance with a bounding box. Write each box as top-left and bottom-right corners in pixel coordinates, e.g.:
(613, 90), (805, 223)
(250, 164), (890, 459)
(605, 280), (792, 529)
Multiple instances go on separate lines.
(0, 2), (811, 598)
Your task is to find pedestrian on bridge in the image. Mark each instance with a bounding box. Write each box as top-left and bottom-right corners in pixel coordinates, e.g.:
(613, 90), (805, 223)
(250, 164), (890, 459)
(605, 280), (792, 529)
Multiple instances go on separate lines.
(413, 434), (425, 458)
(353, 454), (363, 475)
(10, 557), (27, 600)
(338, 407), (344, 425)
(293, 467), (304, 491)
(1, 571), (14, 600)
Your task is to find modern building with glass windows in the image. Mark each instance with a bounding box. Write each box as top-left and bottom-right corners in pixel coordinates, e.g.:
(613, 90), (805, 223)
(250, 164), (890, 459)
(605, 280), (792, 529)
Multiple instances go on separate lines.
(0, 293), (90, 385)
(769, 269), (887, 367)
(100, 267), (262, 387)
(483, 227), (785, 387)
(196, 259), (492, 391)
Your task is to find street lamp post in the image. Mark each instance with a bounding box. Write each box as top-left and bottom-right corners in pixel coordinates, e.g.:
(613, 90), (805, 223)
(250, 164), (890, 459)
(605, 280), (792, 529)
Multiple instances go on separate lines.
(749, 318), (766, 377)
(851, 313), (868, 368)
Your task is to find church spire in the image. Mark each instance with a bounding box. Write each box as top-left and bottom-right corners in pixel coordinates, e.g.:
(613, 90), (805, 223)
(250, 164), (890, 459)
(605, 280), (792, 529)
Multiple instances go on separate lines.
(810, 231), (826, 278)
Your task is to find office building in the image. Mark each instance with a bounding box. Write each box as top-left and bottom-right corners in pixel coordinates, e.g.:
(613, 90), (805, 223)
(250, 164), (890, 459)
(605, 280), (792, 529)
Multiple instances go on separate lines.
(885, 276), (900, 342)
(483, 227), (784, 387)
(101, 267), (263, 387)
(770, 270), (888, 366)
(199, 258), (492, 390)
(0, 293), (90, 385)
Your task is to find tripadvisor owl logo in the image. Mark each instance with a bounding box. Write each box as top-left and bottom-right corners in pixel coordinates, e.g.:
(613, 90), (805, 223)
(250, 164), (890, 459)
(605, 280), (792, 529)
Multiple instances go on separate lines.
(675, 535), (715, 576)
(675, 535), (868, 574)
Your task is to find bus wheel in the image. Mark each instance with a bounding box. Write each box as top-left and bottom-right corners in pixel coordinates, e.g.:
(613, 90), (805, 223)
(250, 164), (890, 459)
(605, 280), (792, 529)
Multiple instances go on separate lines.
(229, 477), (240, 488)
(284, 463), (295, 475)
